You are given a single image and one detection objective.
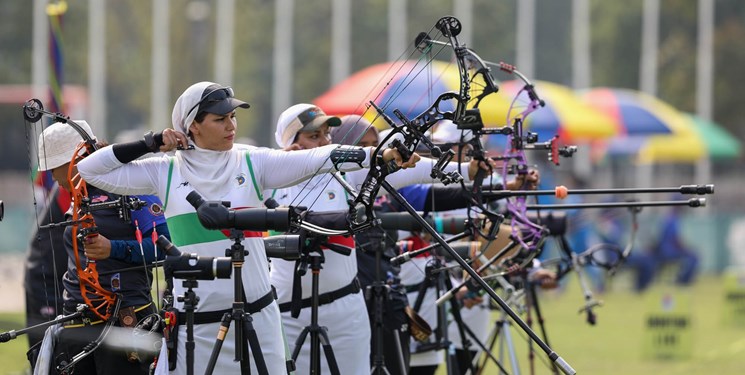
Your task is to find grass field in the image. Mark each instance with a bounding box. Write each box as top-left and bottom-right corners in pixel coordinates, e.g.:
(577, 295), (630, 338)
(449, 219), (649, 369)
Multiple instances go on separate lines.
(441, 274), (745, 375)
(1, 275), (743, 374)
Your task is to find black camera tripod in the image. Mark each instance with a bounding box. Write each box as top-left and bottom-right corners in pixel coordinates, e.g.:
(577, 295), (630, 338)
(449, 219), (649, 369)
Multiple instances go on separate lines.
(289, 234), (355, 375)
(363, 229), (408, 375)
(204, 229), (268, 375)
(409, 256), (475, 375)
(179, 277), (199, 375)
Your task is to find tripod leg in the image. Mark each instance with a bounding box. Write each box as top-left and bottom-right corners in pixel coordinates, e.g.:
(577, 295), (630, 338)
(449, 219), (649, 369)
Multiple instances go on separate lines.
(479, 320), (510, 375)
(435, 272), (455, 375)
(392, 328), (407, 374)
(205, 313), (232, 375)
(292, 325), (341, 375)
(499, 318), (521, 375)
(242, 314), (269, 375)
(528, 284), (559, 375)
(446, 292), (475, 375)
(291, 327), (311, 363)
(317, 327), (341, 375)
(458, 319), (497, 373)
(237, 314), (250, 374)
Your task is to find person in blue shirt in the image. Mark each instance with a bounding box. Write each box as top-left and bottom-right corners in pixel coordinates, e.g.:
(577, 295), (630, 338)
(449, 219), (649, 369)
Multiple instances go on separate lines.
(649, 206), (699, 286)
(34, 121), (169, 375)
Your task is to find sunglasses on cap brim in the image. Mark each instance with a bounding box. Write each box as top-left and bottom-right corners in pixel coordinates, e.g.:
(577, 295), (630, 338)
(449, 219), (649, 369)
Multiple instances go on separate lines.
(186, 87), (235, 118)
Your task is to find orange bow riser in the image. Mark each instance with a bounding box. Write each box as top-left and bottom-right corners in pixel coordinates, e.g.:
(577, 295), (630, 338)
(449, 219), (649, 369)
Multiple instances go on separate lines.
(67, 137), (117, 321)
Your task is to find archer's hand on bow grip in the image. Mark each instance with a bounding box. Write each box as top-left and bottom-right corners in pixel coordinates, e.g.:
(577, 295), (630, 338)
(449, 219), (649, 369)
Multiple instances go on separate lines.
(506, 169), (540, 191)
(380, 147), (420, 170)
(468, 157), (497, 181)
(83, 234), (112, 260)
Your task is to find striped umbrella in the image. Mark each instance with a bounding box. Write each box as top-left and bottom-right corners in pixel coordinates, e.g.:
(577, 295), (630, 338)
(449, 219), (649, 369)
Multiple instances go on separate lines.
(498, 80), (618, 142)
(687, 114), (742, 160)
(582, 88), (707, 163)
(314, 60), (511, 129)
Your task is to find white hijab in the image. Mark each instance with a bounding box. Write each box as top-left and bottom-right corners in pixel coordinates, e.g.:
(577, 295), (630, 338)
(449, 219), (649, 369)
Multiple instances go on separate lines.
(171, 81), (242, 200)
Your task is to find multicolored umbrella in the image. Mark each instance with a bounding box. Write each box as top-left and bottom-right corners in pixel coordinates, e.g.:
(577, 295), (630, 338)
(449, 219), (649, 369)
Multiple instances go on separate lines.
(314, 60), (511, 129)
(687, 114), (742, 160)
(582, 88), (709, 163)
(600, 116), (742, 163)
(498, 80), (618, 142)
(581, 88), (688, 136)
(636, 134), (705, 163)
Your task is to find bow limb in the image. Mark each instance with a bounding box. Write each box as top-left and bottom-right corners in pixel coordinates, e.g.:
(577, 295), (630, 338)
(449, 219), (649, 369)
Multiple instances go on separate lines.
(56, 298), (122, 374)
(23, 99), (118, 321)
(66, 130), (118, 321)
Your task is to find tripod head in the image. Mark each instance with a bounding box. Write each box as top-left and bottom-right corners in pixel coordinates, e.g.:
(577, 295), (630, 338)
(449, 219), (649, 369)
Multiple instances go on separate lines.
(293, 229), (354, 277)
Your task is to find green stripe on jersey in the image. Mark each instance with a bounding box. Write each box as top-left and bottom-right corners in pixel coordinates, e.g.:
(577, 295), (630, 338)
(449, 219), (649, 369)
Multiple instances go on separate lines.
(166, 212), (226, 246)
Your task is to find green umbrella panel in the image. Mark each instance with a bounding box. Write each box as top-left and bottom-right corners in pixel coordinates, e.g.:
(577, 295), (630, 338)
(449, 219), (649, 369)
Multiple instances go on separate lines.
(687, 114), (742, 160)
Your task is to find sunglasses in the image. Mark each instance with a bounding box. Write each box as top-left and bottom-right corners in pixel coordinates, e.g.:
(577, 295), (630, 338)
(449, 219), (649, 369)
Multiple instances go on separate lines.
(186, 86), (234, 117)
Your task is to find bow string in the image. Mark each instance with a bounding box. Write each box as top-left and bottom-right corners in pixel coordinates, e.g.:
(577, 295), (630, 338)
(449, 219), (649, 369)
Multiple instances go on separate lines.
(23, 98), (119, 321)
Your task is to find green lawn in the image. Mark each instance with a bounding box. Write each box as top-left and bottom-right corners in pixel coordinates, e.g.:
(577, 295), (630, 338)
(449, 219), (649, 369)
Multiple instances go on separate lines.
(0, 312), (29, 375)
(441, 274), (745, 375)
(1, 275), (743, 375)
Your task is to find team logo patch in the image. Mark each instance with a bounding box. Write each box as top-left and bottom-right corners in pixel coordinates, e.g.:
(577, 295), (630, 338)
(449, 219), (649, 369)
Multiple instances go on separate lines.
(111, 273), (121, 292)
(235, 173), (247, 187)
(91, 195), (109, 203)
(149, 203), (164, 216)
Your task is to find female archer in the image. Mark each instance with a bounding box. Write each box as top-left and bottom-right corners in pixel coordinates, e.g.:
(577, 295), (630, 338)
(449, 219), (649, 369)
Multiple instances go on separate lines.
(36, 120), (168, 374)
(78, 82), (415, 374)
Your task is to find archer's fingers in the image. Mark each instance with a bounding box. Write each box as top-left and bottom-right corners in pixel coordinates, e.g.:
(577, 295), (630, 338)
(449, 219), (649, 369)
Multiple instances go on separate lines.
(394, 153), (404, 167)
(159, 130), (179, 151)
(162, 129), (190, 150)
(527, 170), (540, 188)
(479, 160), (491, 171)
(401, 152), (420, 169)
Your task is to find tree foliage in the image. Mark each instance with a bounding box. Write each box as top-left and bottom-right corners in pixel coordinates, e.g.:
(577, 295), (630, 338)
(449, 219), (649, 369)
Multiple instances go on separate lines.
(1, 0), (743, 170)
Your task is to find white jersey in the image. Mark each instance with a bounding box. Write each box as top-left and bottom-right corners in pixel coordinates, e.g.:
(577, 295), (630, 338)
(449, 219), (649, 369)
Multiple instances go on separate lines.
(269, 157), (469, 374)
(78, 145), (370, 375)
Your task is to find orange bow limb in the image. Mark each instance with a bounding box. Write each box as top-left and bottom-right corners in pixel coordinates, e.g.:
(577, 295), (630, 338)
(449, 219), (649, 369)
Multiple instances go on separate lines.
(68, 141), (117, 321)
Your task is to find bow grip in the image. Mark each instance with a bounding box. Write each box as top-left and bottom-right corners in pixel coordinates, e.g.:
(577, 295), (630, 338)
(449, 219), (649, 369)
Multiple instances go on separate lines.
(389, 138), (412, 163)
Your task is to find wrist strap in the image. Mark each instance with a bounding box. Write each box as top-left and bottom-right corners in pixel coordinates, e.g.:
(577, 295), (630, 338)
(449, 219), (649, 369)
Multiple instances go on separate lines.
(143, 131), (159, 152)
